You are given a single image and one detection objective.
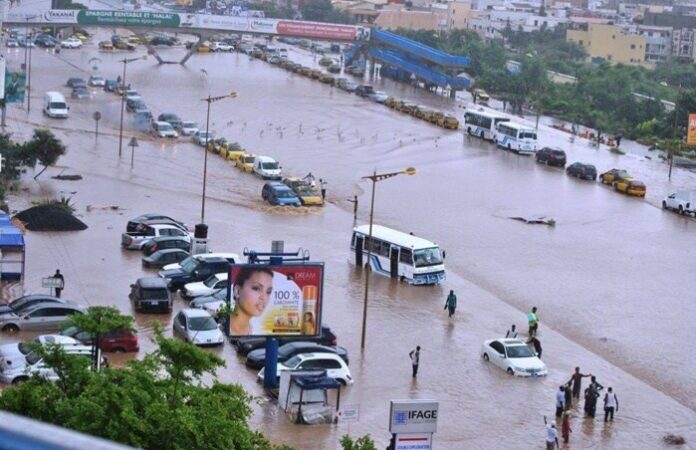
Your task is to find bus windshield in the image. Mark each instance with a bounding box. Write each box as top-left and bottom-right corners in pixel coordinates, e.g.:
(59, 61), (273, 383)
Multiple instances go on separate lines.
(413, 248), (443, 267)
(519, 131), (537, 140)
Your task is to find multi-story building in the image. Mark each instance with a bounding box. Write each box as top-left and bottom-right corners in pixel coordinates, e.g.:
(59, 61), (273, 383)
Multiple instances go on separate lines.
(566, 23), (647, 64)
(672, 28), (696, 62)
(637, 25), (672, 63)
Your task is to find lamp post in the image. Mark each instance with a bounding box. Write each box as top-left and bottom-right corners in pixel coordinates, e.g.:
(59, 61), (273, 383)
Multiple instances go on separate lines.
(117, 55), (147, 158)
(200, 91), (237, 223)
(359, 167), (416, 351)
(24, 17), (36, 114)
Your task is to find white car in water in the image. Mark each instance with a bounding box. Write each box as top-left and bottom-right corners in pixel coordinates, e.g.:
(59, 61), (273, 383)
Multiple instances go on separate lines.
(258, 352), (353, 385)
(181, 272), (228, 299)
(480, 338), (547, 377)
(172, 309), (224, 347)
(60, 37), (82, 49)
(178, 121), (199, 136)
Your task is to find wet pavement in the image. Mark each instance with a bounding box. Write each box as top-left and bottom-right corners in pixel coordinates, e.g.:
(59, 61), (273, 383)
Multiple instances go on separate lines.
(1, 20), (696, 450)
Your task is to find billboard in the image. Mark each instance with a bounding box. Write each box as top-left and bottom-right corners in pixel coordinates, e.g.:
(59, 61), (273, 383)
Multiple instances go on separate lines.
(277, 20), (357, 40)
(688, 113), (696, 146)
(0, 57), (5, 100)
(389, 400), (439, 434)
(77, 10), (181, 27)
(4, 70), (26, 104)
(228, 264), (323, 337)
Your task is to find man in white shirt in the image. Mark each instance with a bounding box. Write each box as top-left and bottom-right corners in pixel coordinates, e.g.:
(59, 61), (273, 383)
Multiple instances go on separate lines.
(604, 387), (619, 422)
(505, 324), (518, 338)
(543, 416), (559, 450)
(555, 385), (566, 418)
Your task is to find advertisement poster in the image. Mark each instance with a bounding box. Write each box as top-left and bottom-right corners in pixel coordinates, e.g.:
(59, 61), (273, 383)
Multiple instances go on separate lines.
(4, 70), (25, 104)
(228, 264), (323, 337)
(77, 10), (181, 27)
(0, 58), (5, 100)
(688, 113), (696, 146)
(277, 20), (358, 40)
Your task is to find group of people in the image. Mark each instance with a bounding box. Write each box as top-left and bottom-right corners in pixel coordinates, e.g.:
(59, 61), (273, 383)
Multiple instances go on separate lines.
(302, 173), (327, 200)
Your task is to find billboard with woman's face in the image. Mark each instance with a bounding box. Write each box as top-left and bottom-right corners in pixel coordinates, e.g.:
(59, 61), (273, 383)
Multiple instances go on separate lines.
(228, 264), (323, 337)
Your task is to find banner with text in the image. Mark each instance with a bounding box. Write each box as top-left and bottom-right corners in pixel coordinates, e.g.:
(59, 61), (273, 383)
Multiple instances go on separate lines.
(77, 10), (181, 27)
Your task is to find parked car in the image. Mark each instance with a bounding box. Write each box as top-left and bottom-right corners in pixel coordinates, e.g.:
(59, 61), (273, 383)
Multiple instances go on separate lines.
(124, 90), (141, 101)
(236, 153), (256, 172)
(566, 162), (597, 181)
(211, 41), (234, 52)
(6, 38), (19, 48)
(182, 273), (228, 299)
(160, 256), (233, 292)
(193, 130), (215, 146)
(161, 253), (239, 271)
(60, 37), (81, 48)
(0, 335), (80, 369)
(662, 191), (696, 215)
(233, 325), (337, 355)
(61, 326), (139, 353)
(126, 98), (147, 112)
(0, 303), (85, 333)
(355, 85), (375, 98)
(129, 277), (172, 313)
(253, 156), (282, 180)
(152, 121), (178, 138)
(535, 147), (567, 168)
(281, 178), (323, 206)
(261, 182), (301, 206)
(157, 113), (182, 129)
(142, 248), (190, 269)
(127, 214), (186, 233)
(104, 79), (118, 92)
(71, 86), (90, 99)
(369, 91), (389, 103)
(172, 309), (224, 346)
(142, 236), (191, 256)
(35, 35), (58, 48)
(122, 224), (191, 250)
(480, 338), (547, 377)
(600, 169), (631, 185)
(98, 40), (114, 50)
(327, 63), (341, 74)
(336, 79), (358, 92)
(66, 77), (87, 89)
(258, 352), (353, 385)
(0, 294), (64, 316)
(0, 345), (95, 384)
(614, 179), (646, 197)
(150, 36), (175, 46)
(190, 289), (227, 316)
(178, 121), (199, 136)
(246, 341), (350, 370)
(88, 75), (105, 87)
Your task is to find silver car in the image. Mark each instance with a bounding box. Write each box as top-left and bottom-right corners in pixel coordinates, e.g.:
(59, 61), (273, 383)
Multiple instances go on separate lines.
(172, 308), (224, 347)
(0, 302), (85, 333)
(0, 294), (64, 316)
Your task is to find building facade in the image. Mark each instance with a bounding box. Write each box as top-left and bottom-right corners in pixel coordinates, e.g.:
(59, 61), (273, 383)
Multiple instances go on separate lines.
(637, 25), (672, 63)
(672, 28), (696, 62)
(566, 23), (646, 64)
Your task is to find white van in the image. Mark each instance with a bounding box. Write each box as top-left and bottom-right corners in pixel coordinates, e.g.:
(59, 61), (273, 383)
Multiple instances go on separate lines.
(43, 91), (69, 118)
(662, 191), (696, 215)
(253, 155), (282, 180)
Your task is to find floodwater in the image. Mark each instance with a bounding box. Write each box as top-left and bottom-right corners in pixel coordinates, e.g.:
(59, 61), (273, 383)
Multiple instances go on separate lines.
(1, 19), (696, 450)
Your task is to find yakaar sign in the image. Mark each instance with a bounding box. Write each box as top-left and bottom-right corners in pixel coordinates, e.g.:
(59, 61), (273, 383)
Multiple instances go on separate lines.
(389, 400), (439, 434)
(77, 10), (180, 27)
(43, 10), (79, 23)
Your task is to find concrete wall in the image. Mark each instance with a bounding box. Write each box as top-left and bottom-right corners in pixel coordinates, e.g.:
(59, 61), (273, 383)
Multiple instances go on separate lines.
(567, 23), (646, 64)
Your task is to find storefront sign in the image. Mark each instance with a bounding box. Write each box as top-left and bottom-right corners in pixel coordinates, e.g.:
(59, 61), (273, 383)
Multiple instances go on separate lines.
(77, 10), (180, 27)
(338, 405), (360, 422)
(688, 113), (696, 146)
(389, 400), (439, 434)
(394, 433), (432, 450)
(228, 264), (324, 337)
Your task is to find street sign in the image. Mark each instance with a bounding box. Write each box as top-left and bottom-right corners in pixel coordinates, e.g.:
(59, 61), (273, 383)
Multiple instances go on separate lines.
(128, 137), (139, 147)
(337, 405), (359, 422)
(41, 276), (64, 288)
(395, 433), (432, 450)
(389, 400), (438, 434)
(93, 111), (102, 121)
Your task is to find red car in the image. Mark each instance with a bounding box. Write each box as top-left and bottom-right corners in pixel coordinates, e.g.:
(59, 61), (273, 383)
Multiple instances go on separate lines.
(61, 326), (139, 353)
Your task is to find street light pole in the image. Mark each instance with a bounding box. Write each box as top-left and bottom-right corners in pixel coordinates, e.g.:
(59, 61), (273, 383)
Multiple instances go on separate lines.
(200, 91), (237, 223)
(118, 55), (146, 158)
(359, 167), (416, 351)
(27, 32), (33, 114)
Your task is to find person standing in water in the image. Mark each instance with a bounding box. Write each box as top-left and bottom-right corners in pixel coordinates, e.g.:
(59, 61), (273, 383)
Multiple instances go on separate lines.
(567, 367), (591, 404)
(444, 290), (457, 318)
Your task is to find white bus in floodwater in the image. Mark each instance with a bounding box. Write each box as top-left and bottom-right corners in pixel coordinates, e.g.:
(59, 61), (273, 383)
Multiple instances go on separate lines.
(464, 109), (510, 141)
(350, 225), (445, 285)
(495, 121), (538, 154)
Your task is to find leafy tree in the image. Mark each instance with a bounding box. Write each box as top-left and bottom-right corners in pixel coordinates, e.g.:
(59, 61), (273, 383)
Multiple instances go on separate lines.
(23, 129), (67, 180)
(301, 0), (332, 21)
(0, 326), (295, 450)
(340, 435), (378, 450)
(65, 306), (134, 370)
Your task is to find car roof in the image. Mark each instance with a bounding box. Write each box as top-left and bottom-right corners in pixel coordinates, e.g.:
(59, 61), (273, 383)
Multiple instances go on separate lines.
(37, 335), (79, 345)
(13, 294), (60, 302)
(24, 302), (83, 312)
(180, 308), (212, 318)
(499, 339), (527, 346)
(137, 277), (168, 289)
(194, 253), (237, 261)
(256, 155), (276, 162)
(153, 248), (189, 255)
(295, 352), (343, 361)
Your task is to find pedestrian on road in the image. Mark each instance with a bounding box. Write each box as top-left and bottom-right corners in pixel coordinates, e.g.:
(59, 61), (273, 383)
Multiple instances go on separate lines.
(584, 377), (603, 418)
(319, 178), (327, 201)
(564, 382), (573, 411)
(505, 324), (518, 338)
(303, 172), (316, 187)
(568, 367), (591, 403)
(543, 416), (559, 450)
(527, 336), (542, 359)
(527, 307), (539, 337)
(409, 346), (421, 378)
(53, 269), (64, 298)
(444, 290), (457, 318)
(604, 387), (619, 422)
(561, 411), (572, 444)
(615, 133), (623, 148)
(555, 386), (566, 418)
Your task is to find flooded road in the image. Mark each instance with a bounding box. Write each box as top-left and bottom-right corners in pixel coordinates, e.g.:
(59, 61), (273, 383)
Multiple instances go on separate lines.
(1, 23), (696, 450)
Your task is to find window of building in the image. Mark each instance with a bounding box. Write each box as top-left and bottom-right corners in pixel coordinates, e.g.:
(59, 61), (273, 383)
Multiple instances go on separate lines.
(612, 35), (616, 39)
(630, 44), (636, 49)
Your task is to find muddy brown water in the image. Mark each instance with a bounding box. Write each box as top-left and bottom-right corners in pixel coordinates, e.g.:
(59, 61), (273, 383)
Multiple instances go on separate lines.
(0, 25), (695, 449)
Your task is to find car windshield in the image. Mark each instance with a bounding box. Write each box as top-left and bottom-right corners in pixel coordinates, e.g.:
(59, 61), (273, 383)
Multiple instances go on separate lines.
(243, 156), (254, 163)
(262, 162), (279, 170)
(142, 288), (168, 299)
(18, 337), (41, 355)
(181, 257), (200, 273)
(506, 345), (535, 358)
(26, 351), (41, 365)
(189, 316), (218, 331)
(297, 186), (318, 196)
(213, 289), (227, 300)
(204, 276), (221, 288)
(50, 102), (67, 109)
(284, 355), (302, 368)
(183, 122), (197, 128)
(159, 123), (174, 131)
(414, 248), (443, 267)
(520, 132), (537, 140)
(276, 190), (295, 198)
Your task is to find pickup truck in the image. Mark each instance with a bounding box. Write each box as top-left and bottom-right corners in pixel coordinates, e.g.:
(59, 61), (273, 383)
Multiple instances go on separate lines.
(121, 224), (192, 250)
(159, 256), (231, 292)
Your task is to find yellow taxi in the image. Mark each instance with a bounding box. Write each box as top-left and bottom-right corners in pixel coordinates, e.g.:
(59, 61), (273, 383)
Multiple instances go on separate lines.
(282, 178), (323, 206)
(384, 97), (399, 109)
(127, 36), (142, 45)
(600, 169), (632, 185)
(298, 66), (313, 77)
(222, 142), (245, 161)
(430, 111), (445, 125)
(473, 88), (490, 105)
(235, 152), (256, 172)
(310, 69), (322, 80)
(98, 40), (114, 50)
(614, 179), (646, 197)
(438, 115), (460, 130)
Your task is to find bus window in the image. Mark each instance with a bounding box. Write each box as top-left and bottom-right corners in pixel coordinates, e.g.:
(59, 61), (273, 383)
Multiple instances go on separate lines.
(519, 131), (537, 139)
(400, 248), (413, 264)
(413, 248), (443, 267)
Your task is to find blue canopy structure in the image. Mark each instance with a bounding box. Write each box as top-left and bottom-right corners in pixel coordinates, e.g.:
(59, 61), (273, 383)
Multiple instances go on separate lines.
(0, 213), (26, 281)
